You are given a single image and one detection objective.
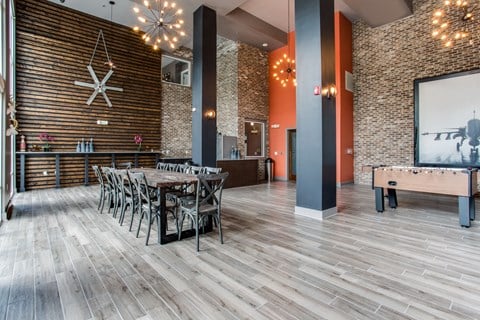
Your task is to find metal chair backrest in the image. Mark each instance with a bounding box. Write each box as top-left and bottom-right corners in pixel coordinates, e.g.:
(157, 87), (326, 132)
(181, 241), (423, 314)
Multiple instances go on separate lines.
(166, 163), (178, 172)
(92, 165), (104, 186)
(112, 169), (126, 200)
(204, 166), (222, 174)
(129, 172), (151, 205)
(195, 172), (229, 212)
(156, 162), (167, 170)
(101, 167), (116, 191)
(188, 165), (205, 175)
(176, 164), (189, 173)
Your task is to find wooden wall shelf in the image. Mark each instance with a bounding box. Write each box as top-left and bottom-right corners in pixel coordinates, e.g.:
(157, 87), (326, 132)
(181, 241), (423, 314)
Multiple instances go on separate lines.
(17, 151), (189, 192)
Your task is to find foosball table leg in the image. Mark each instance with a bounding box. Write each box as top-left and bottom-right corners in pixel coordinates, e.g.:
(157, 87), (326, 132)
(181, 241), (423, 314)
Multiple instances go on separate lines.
(458, 196), (473, 227)
(387, 188), (397, 209)
(469, 196), (475, 221)
(375, 187), (385, 212)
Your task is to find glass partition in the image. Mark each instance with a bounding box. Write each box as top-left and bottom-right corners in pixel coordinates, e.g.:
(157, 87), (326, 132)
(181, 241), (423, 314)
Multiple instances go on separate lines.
(161, 54), (191, 87)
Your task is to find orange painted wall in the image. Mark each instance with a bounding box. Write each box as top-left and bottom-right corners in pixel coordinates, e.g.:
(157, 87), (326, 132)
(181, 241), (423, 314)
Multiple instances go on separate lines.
(268, 32), (296, 180)
(335, 12), (354, 184)
(269, 16), (353, 183)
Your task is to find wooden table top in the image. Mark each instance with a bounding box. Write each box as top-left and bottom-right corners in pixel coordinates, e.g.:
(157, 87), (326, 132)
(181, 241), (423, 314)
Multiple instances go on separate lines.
(130, 168), (197, 188)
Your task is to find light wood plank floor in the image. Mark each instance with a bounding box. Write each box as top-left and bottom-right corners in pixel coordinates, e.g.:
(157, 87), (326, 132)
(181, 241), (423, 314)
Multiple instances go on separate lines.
(2, 182), (480, 320)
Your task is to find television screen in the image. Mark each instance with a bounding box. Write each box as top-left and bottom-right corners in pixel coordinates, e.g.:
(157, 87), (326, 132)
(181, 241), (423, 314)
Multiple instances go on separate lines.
(415, 69), (480, 168)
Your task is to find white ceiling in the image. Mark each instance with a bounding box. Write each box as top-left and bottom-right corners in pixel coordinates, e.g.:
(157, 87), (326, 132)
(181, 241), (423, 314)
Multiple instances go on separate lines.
(46, 0), (410, 51)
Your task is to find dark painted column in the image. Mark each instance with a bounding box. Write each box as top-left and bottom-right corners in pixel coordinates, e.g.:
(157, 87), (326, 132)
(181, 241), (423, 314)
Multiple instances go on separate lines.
(192, 6), (217, 167)
(295, 0), (336, 219)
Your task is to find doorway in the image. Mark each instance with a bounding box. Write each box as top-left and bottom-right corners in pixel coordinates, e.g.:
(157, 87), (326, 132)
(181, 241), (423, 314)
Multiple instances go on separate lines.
(287, 129), (296, 181)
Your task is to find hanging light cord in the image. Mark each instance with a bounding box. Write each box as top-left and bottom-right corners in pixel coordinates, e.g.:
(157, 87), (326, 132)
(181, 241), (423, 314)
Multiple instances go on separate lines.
(88, 30), (112, 67)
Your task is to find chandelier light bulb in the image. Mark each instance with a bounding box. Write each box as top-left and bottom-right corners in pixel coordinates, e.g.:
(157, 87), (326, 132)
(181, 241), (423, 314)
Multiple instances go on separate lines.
(431, 0), (477, 48)
(132, 0), (186, 50)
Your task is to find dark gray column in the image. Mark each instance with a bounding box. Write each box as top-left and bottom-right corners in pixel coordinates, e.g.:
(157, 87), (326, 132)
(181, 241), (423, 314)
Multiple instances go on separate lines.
(192, 6), (217, 167)
(295, 0), (336, 219)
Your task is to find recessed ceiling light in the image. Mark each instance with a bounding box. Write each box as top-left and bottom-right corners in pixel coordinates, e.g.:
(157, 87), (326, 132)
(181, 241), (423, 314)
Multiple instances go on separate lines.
(262, 43), (268, 47)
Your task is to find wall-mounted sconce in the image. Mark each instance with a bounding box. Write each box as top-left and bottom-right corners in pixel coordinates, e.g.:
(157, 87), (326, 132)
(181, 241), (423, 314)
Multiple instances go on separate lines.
(321, 84), (337, 99)
(205, 110), (216, 119)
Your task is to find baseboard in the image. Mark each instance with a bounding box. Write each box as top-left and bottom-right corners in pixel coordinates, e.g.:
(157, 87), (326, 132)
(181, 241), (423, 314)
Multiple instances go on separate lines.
(336, 180), (354, 188)
(294, 205), (337, 220)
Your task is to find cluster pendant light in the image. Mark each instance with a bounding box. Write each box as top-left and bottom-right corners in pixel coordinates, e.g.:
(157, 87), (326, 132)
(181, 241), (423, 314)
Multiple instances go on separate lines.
(431, 0), (478, 47)
(133, 0), (186, 50)
(272, 0), (296, 88)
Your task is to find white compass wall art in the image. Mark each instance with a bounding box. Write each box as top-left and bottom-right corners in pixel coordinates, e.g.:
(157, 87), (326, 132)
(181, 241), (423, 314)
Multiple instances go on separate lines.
(74, 30), (123, 108)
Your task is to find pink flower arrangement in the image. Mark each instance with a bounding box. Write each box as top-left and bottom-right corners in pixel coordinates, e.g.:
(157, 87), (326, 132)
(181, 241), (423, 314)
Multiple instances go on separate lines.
(134, 134), (143, 151)
(38, 132), (54, 150)
(38, 132), (54, 142)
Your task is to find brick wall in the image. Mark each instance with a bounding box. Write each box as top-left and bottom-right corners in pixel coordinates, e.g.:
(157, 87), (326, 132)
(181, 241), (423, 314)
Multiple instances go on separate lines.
(160, 47), (193, 158)
(162, 39), (270, 180)
(217, 37), (238, 137)
(237, 43), (270, 181)
(353, 0), (480, 184)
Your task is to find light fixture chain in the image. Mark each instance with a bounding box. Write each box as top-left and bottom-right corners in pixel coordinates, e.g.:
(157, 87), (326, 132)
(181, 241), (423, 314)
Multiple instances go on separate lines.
(88, 30), (112, 68)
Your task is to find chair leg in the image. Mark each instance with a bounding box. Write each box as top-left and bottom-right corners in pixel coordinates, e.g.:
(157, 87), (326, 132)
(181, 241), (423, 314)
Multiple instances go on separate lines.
(99, 191), (106, 214)
(217, 215), (223, 244)
(196, 215), (200, 252)
(119, 202), (128, 225)
(136, 211), (144, 238)
(98, 189), (104, 211)
(129, 202), (136, 232)
(113, 193), (119, 218)
(145, 211), (152, 246)
(157, 214), (161, 244)
(177, 212), (186, 241)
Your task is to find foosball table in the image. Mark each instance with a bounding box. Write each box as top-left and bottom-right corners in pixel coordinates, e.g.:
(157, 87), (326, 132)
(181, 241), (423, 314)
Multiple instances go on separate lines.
(372, 166), (478, 227)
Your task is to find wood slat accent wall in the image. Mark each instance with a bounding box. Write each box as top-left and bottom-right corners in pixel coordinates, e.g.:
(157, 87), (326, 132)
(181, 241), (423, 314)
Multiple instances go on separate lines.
(15, 0), (163, 190)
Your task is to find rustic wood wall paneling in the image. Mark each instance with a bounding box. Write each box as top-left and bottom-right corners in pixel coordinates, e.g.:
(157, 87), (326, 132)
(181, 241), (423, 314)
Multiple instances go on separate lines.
(15, 0), (164, 190)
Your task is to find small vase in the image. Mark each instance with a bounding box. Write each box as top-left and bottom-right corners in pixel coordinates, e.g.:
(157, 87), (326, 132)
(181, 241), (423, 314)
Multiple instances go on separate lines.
(137, 143), (142, 152)
(42, 145), (50, 152)
(20, 135), (26, 152)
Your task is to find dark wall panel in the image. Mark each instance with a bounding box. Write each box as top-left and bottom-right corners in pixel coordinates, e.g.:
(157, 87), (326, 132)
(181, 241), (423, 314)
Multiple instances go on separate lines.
(15, 0), (163, 189)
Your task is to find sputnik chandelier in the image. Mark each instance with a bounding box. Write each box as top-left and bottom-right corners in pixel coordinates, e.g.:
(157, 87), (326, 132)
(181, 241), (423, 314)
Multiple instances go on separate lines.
(273, 54), (296, 87)
(272, 0), (296, 87)
(133, 0), (186, 50)
(431, 0), (479, 47)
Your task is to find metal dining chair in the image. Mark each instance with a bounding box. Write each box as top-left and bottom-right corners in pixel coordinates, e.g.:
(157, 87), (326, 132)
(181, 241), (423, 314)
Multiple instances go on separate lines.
(130, 172), (178, 245)
(113, 169), (139, 229)
(177, 172), (229, 252)
(101, 167), (117, 215)
(92, 165), (107, 213)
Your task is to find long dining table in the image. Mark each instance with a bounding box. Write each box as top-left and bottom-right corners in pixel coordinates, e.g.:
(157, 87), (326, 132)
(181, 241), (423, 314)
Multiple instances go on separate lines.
(131, 168), (213, 244)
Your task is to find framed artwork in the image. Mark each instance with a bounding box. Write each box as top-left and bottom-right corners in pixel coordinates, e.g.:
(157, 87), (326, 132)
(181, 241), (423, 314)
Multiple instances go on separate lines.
(415, 68), (480, 168)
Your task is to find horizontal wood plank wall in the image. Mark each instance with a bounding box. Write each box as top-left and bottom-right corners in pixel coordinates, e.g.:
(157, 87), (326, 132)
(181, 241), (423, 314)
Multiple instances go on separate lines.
(15, 0), (163, 190)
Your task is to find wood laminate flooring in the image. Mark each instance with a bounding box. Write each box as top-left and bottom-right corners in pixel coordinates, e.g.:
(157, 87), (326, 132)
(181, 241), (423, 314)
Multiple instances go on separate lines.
(2, 182), (480, 320)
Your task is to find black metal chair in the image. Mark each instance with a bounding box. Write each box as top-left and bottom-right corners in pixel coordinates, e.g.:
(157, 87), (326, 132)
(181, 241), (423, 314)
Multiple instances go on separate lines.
(156, 162), (167, 170)
(92, 165), (107, 213)
(101, 167), (116, 215)
(130, 172), (177, 245)
(113, 169), (139, 230)
(204, 166), (222, 174)
(177, 172), (229, 252)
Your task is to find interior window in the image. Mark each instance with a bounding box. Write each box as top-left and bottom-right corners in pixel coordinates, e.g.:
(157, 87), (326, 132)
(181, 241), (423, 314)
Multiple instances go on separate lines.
(245, 121), (265, 157)
(161, 55), (191, 87)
